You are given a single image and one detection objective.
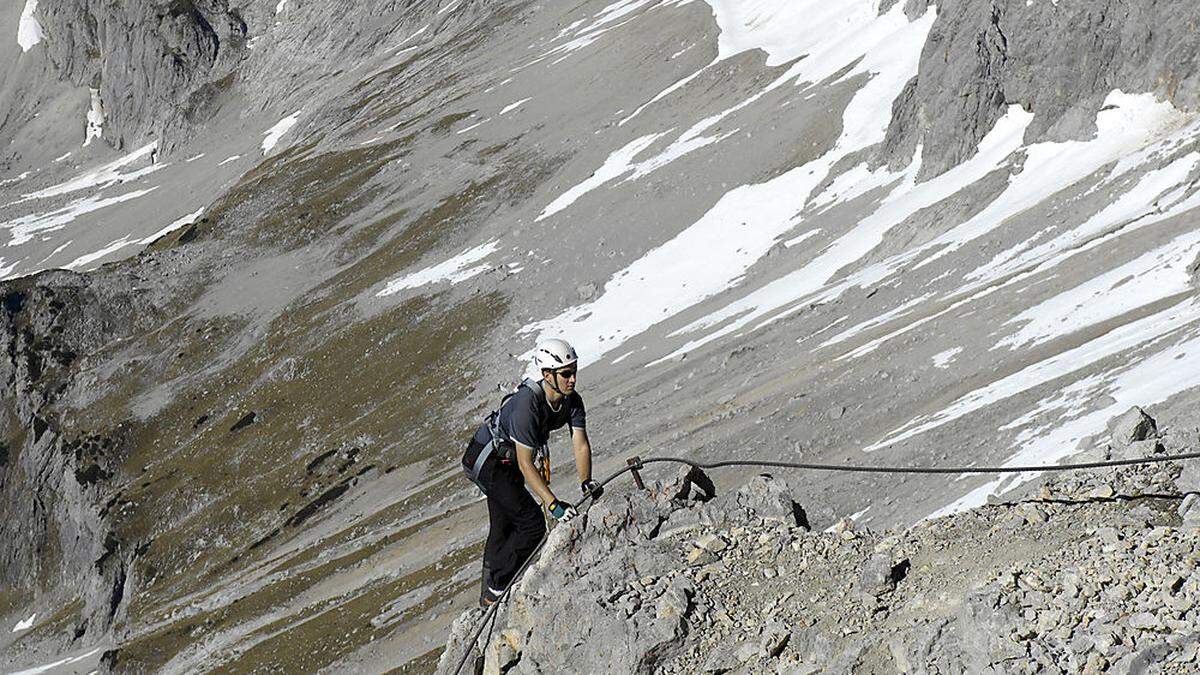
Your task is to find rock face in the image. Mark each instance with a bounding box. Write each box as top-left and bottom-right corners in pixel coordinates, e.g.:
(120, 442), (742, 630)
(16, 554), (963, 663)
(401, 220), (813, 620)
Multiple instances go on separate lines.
(441, 460), (1200, 674)
(437, 472), (807, 674)
(881, 0), (1200, 178)
(0, 270), (162, 636)
(33, 0), (251, 150)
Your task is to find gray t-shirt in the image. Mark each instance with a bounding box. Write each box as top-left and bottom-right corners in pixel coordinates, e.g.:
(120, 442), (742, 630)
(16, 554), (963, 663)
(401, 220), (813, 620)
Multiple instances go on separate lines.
(475, 378), (586, 450)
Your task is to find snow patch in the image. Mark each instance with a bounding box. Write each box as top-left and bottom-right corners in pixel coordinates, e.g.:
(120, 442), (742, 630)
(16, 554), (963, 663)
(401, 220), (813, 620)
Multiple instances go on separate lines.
(619, 66), (710, 127)
(869, 297), (1200, 452)
(931, 347), (962, 368)
(37, 240), (73, 265)
(12, 613), (35, 632)
(396, 25), (429, 53)
(911, 91), (1193, 271)
(525, 3), (939, 365)
(701, 0), (876, 67)
(931, 320), (1200, 518)
(19, 142), (159, 202)
(667, 103), (1027, 360)
(6, 188), (160, 247)
(782, 229), (821, 248)
(671, 92), (1195, 364)
(0, 171), (31, 187)
(377, 241), (499, 296)
(456, 120), (488, 135)
(142, 208), (204, 244)
(65, 238), (140, 270)
(10, 648), (102, 675)
(611, 350), (636, 364)
(83, 89), (105, 147)
(820, 293), (935, 349)
(500, 98), (532, 115)
(537, 132), (669, 221)
(538, 0), (656, 63)
(65, 207), (203, 271)
(262, 112), (301, 155)
(17, 0), (44, 52)
(973, 151), (1200, 285)
(997, 228), (1200, 350)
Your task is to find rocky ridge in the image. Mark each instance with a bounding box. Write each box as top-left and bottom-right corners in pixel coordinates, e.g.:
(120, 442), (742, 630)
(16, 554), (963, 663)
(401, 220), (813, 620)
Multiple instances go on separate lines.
(440, 409), (1200, 674)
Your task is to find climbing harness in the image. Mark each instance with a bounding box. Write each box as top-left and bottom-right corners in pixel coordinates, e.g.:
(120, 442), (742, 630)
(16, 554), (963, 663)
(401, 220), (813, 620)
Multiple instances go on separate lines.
(462, 379), (546, 488)
(452, 449), (1200, 675)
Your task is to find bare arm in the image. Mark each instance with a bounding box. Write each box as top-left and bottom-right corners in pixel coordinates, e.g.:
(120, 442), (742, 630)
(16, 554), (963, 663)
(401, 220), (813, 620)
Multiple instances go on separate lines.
(516, 443), (557, 506)
(572, 427), (592, 484)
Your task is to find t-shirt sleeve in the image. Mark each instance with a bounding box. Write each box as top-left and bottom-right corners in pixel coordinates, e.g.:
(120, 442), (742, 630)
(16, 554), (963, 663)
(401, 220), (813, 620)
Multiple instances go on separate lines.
(569, 394), (586, 430)
(508, 397), (544, 449)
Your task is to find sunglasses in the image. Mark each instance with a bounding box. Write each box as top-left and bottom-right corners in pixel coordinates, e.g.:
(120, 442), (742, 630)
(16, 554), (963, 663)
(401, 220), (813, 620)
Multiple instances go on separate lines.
(554, 368), (577, 378)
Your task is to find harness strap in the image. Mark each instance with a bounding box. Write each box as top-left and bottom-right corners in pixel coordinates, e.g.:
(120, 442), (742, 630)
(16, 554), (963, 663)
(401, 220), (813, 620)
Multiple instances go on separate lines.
(489, 379), (547, 460)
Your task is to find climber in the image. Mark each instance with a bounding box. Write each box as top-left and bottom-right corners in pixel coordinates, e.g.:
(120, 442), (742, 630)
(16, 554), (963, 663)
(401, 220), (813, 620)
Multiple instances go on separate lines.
(461, 338), (602, 607)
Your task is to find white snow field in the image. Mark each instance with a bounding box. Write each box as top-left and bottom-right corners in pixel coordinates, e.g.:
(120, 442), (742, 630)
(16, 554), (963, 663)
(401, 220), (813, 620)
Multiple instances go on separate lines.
(527, 1), (939, 365)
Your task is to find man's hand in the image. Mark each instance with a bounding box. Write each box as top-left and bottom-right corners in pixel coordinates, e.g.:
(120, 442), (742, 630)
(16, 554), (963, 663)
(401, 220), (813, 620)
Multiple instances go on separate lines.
(581, 479), (603, 500)
(548, 499), (578, 521)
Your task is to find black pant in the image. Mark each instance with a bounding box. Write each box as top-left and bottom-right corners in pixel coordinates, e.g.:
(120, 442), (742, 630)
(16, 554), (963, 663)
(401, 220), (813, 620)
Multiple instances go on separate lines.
(478, 456), (546, 591)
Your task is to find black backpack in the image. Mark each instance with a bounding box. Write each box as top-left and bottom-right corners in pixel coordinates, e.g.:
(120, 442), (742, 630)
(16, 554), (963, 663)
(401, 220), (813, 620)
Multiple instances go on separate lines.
(462, 378), (542, 489)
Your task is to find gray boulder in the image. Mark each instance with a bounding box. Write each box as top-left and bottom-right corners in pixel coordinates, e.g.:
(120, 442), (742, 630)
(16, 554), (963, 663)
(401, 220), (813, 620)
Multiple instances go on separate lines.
(1109, 407), (1158, 447)
(957, 589), (1026, 670)
(858, 553), (909, 598)
(1178, 461), (1200, 495)
(703, 474), (808, 529)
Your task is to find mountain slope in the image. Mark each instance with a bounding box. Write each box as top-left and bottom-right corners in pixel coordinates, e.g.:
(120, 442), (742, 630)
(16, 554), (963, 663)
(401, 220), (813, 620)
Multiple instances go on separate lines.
(1, 0), (1199, 671)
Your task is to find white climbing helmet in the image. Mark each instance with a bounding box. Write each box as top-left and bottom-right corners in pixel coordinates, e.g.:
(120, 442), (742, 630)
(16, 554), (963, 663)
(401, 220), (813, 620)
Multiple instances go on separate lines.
(533, 338), (578, 371)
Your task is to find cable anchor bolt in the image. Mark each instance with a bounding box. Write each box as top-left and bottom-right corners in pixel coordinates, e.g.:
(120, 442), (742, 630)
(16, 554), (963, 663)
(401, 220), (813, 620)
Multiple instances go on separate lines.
(627, 456), (646, 490)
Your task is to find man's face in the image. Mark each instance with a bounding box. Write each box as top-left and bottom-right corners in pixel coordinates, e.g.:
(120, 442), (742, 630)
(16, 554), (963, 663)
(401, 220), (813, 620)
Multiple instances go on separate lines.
(547, 366), (577, 394)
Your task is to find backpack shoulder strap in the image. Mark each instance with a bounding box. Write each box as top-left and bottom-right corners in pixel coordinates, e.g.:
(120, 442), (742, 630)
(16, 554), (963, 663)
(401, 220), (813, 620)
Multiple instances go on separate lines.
(487, 380), (539, 455)
(521, 377), (543, 399)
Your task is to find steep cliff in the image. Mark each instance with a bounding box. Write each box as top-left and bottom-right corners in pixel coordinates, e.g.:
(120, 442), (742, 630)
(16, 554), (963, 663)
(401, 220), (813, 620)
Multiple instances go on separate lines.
(881, 0), (1200, 179)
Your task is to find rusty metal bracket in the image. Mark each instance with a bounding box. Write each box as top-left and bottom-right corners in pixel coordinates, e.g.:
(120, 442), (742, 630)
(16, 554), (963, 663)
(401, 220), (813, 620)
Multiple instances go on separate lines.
(627, 456), (645, 490)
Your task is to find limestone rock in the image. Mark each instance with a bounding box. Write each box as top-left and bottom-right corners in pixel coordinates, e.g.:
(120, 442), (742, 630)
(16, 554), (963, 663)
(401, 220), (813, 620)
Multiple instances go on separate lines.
(703, 474), (808, 528)
(760, 622), (790, 658)
(1110, 438), (1164, 461)
(858, 553), (899, 597)
(435, 608), (487, 675)
(1177, 460), (1200, 495)
(1109, 407), (1157, 447)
